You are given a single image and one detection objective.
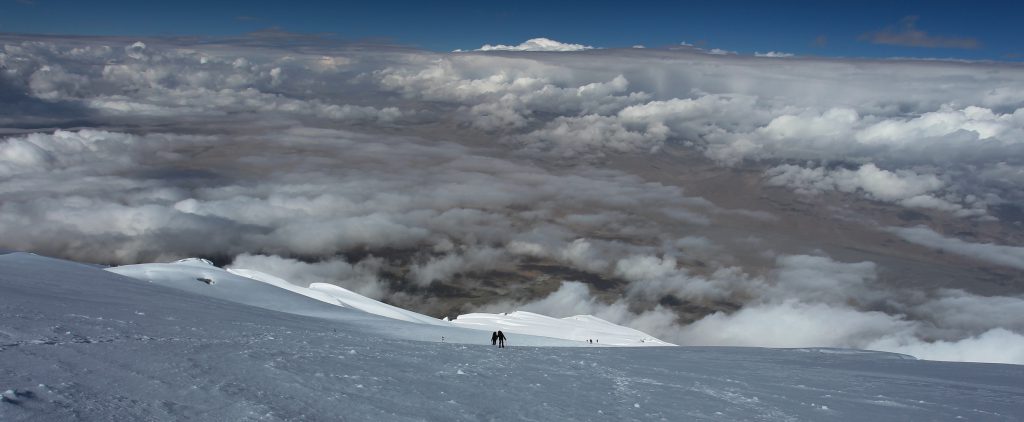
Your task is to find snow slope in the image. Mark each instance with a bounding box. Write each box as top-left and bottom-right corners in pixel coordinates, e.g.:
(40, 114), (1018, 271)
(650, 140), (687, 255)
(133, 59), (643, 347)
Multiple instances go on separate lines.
(453, 311), (674, 346)
(108, 258), (666, 344)
(227, 267), (448, 327)
(2, 252), (1023, 421)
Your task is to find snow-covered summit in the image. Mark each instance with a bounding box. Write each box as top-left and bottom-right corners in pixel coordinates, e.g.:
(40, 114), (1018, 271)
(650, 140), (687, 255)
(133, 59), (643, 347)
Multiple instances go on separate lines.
(172, 257), (215, 267)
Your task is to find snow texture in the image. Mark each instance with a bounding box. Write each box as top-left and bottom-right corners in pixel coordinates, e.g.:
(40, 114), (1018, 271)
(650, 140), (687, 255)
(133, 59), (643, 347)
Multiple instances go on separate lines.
(2, 252), (1022, 421)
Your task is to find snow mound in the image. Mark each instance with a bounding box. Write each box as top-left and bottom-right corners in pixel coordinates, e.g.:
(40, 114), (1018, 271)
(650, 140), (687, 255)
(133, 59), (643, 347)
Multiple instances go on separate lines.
(224, 267), (344, 307)
(107, 258), (669, 345)
(106, 260), (361, 321)
(452, 311), (674, 346)
(308, 282), (446, 326)
(226, 266), (446, 325)
(172, 258), (215, 267)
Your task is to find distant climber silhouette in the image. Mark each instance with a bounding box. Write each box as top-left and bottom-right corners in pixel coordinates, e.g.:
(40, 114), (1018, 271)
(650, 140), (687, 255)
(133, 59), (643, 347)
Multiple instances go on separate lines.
(491, 331), (498, 346)
(497, 330), (506, 348)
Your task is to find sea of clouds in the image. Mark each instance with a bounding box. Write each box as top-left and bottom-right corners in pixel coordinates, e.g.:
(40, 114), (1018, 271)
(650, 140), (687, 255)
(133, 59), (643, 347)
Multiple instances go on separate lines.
(2, 34), (1024, 363)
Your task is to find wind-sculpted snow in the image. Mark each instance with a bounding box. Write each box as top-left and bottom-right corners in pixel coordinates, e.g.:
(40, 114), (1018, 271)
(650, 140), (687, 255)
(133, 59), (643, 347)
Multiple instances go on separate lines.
(229, 267), (449, 326)
(111, 258), (451, 327)
(2, 34), (1024, 364)
(2, 253), (1023, 421)
(107, 257), (667, 344)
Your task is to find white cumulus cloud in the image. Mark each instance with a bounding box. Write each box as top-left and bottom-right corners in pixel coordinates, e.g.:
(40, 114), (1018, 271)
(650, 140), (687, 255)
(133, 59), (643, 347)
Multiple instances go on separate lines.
(474, 38), (594, 52)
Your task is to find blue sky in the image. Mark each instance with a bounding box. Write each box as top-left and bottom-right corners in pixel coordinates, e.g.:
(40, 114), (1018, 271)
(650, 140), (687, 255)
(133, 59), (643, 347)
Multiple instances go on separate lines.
(1, 0), (1022, 60)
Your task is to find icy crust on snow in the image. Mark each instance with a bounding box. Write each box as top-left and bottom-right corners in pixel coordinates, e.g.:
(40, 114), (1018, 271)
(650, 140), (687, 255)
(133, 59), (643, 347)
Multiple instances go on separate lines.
(453, 311), (674, 346)
(105, 258), (668, 345)
(3, 252), (1023, 421)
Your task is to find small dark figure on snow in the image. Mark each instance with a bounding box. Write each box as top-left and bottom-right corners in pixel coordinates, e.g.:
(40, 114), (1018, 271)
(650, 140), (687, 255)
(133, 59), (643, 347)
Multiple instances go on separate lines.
(491, 331), (498, 346)
(497, 330), (507, 348)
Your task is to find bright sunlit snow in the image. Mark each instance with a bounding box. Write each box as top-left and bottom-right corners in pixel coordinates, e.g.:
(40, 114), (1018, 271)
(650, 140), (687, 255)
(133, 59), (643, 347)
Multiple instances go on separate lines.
(452, 312), (673, 346)
(2, 252), (1022, 421)
(107, 257), (667, 345)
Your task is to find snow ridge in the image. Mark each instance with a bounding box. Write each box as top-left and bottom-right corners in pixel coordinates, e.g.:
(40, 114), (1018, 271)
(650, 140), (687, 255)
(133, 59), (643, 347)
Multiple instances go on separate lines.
(107, 258), (669, 346)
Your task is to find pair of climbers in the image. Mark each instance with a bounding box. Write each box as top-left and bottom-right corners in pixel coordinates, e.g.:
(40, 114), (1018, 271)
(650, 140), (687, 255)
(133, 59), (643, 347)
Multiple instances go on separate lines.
(490, 330), (507, 348)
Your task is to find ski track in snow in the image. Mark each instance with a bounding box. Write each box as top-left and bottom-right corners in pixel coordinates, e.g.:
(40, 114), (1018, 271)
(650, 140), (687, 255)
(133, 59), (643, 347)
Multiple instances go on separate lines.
(1, 252), (1023, 421)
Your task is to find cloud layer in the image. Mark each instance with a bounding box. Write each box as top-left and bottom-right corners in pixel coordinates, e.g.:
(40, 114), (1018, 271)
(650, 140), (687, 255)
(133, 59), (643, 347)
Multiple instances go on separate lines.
(2, 35), (1023, 363)
(489, 255), (1024, 364)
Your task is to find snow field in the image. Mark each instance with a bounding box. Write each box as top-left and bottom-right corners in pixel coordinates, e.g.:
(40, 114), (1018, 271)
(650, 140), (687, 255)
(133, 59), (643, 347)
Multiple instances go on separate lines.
(1, 253), (1022, 421)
